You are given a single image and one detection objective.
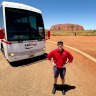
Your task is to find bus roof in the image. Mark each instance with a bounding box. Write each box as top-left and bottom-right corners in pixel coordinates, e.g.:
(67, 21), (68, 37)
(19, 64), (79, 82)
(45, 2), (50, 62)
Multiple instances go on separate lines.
(1, 1), (41, 14)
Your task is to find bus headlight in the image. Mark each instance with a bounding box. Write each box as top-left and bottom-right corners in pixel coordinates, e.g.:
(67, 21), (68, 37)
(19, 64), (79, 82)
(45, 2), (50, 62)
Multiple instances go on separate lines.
(9, 53), (15, 56)
(42, 48), (45, 52)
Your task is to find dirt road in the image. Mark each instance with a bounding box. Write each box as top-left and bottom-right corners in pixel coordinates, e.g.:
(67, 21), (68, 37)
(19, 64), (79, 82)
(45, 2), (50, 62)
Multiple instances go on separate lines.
(0, 39), (96, 96)
(50, 36), (96, 58)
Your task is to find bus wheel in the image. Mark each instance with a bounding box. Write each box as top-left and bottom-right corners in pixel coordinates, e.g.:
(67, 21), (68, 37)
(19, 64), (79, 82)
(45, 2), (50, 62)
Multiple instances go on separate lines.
(1, 44), (4, 54)
(43, 53), (48, 59)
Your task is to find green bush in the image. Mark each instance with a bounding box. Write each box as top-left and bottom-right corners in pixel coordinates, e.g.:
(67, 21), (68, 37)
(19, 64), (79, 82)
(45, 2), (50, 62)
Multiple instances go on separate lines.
(47, 30), (96, 36)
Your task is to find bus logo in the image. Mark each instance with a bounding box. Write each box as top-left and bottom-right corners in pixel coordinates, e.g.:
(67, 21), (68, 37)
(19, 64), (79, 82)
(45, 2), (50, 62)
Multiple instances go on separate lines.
(25, 43), (37, 47)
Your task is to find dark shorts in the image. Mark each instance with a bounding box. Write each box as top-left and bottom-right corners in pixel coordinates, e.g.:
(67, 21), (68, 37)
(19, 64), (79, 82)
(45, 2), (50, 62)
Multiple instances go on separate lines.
(53, 66), (66, 79)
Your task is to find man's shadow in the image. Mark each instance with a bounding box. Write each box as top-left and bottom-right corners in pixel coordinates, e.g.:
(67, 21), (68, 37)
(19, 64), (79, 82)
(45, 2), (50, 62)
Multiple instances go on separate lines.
(9, 53), (48, 67)
(56, 84), (76, 94)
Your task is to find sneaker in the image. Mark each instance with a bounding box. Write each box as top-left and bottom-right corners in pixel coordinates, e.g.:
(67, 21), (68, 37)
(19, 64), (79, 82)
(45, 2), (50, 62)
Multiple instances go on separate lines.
(62, 90), (65, 95)
(52, 84), (56, 94)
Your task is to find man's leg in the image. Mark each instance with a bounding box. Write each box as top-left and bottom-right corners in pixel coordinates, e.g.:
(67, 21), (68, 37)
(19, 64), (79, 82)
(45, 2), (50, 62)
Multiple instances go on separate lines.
(60, 68), (66, 84)
(52, 77), (58, 94)
(52, 67), (59, 94)
(60, 68), (66, 95)
(61, 78), (65, 85)
(54, 77), (58, 84)
(53, 67), (59, 84)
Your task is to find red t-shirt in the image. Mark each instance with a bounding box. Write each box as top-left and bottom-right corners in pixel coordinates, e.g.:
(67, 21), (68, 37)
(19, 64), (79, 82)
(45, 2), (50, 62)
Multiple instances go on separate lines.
(47, 48), (73, 68)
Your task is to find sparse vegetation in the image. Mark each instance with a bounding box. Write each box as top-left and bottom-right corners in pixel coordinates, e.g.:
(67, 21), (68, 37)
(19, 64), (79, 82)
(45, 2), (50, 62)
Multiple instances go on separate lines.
(45, 30), (96, 36)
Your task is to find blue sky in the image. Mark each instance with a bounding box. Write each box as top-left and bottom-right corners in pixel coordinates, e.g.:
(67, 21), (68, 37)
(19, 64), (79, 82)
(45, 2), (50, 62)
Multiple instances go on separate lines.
(0, 0), (96, 30)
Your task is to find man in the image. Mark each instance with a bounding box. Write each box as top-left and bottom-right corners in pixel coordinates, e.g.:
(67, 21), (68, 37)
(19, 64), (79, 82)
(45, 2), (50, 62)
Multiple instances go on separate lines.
(47, 41), (73, 95)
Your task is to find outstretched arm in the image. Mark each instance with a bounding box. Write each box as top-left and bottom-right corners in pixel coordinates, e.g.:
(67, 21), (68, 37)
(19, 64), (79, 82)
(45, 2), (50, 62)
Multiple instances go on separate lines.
(47, 51), (56, 66)
(50, 60), (56, 66)
(67, 51), (73, 63)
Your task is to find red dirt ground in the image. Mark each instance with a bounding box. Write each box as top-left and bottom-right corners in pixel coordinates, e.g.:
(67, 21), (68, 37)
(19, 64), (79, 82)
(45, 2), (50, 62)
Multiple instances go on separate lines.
(0, 36), (96, 96)
(49, 36), (96, 58)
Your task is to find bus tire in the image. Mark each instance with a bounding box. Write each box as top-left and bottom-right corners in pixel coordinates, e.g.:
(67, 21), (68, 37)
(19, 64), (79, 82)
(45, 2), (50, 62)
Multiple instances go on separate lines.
(1, 44), (4, 54)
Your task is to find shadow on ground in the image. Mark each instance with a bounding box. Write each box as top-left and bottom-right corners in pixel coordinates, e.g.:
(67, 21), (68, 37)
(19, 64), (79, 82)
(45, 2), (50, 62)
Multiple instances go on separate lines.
(9, 53), (48, 67)
(56, 84), (76, 94)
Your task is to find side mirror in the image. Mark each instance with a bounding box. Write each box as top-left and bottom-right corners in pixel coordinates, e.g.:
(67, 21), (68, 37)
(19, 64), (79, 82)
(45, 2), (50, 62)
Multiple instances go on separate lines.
(0, 28), (4, 39)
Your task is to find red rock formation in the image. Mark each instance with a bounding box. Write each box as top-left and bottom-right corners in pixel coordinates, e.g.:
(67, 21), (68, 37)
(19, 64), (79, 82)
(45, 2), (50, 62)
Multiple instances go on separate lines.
(50, 24), (84, 30)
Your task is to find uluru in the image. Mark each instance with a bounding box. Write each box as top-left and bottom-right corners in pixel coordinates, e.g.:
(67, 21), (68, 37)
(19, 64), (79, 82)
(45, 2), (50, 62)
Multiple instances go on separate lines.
(50, 24), (84, 30)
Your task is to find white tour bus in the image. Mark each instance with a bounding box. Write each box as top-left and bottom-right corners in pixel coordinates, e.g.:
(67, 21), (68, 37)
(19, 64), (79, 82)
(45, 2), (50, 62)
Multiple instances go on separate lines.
(0, 1), (45, 62)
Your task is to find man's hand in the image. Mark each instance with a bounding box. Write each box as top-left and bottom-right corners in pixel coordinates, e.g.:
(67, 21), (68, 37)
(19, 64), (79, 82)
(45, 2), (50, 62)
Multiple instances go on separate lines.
(50, 60), (56, 66)
(63, 62), (69, 68)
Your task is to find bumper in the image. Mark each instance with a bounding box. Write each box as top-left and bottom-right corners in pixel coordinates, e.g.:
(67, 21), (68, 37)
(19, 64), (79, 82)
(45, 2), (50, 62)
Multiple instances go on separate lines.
(7, 51), (45, 62)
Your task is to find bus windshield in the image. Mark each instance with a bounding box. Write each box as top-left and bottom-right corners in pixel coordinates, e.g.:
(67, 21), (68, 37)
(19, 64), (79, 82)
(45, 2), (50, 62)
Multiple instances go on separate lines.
(5, 8), (45, 41)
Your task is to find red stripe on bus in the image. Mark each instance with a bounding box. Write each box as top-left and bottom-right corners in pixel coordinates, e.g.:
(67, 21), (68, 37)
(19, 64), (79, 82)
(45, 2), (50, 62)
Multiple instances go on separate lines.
(1, 40), (12, 44)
